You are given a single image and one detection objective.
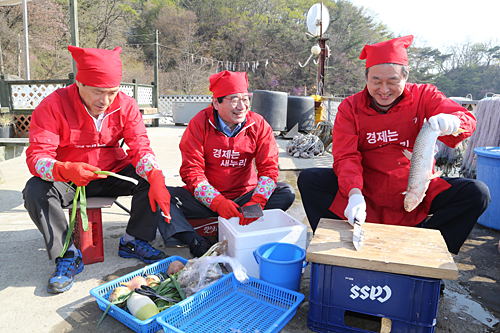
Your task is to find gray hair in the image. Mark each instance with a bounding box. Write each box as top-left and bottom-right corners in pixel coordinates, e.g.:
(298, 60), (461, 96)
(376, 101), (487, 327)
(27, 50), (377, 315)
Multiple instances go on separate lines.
(365, 63), (409, 80)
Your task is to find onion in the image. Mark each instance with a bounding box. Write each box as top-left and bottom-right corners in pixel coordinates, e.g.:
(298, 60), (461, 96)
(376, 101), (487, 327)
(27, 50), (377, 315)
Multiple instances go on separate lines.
(120, 276), (147, 291)
(108, 286), (130, 308)
(145, 275), (161, 286)
(167, 261), (185, 275)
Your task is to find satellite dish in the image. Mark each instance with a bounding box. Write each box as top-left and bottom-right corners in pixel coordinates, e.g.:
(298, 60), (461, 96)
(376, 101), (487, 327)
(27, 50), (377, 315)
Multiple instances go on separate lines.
(306, 3), (330, 37)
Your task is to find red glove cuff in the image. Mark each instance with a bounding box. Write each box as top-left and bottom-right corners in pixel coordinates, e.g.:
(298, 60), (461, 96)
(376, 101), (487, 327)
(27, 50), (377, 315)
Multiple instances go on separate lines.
(244, 193), (268, 209)
(209, 194), (225, 212)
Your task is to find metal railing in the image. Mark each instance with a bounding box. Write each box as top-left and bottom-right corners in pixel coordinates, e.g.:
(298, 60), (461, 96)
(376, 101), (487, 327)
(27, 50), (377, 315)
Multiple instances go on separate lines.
(0, 73), (75, 114)
(0, 73), (156, 113)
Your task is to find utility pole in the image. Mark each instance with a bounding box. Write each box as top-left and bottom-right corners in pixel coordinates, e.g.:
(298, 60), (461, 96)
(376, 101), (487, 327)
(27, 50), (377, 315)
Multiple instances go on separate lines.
(0, 39), (4, 75)
(22, 0), (29, 79)
(154, 29), (159, 109)
(17, 34), (21, 77)
(70, 0), (79, 79)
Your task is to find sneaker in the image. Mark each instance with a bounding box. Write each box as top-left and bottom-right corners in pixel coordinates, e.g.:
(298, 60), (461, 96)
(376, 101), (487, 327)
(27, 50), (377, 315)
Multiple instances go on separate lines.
(118, 237), (166, 264)
(189, 237), (213, 257)
(47, 249), (84, 294)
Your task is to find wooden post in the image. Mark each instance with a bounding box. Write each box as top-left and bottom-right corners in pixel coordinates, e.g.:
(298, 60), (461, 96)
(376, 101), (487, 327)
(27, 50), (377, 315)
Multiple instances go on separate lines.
(132, 79), (138, 101)
(67, 72), (75, 85)
(0, 75), (11, 111)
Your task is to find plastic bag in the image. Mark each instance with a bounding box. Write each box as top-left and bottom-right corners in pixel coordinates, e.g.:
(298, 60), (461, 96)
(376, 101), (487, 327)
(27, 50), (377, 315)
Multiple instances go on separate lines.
(177, 255), (249, 297)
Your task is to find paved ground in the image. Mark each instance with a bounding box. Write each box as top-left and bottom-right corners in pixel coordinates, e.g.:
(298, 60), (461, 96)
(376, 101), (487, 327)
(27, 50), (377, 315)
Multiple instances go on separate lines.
(0, 123), (499, 333)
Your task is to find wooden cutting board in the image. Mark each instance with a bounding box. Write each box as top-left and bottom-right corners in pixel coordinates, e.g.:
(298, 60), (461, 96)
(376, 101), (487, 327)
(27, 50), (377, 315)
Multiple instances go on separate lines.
(306, 218), (458, 280)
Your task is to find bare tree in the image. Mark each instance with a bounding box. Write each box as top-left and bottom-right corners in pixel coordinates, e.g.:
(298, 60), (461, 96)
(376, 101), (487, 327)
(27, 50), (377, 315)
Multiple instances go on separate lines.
(153, 4), (212, 95)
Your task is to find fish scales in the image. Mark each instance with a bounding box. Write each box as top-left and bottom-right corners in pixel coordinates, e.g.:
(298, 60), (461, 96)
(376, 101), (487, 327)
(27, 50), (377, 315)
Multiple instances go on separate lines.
(403, 120), (441, 212)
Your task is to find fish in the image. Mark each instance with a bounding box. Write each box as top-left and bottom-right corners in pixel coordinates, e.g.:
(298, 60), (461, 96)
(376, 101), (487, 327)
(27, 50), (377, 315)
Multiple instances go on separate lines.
(402, 119), (466, 212)
(402, 119), (442, 212)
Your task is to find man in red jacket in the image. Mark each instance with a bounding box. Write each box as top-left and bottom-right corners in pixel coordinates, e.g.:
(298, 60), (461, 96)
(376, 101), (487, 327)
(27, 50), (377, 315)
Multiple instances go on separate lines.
(298, 35), (490, 254)
(158, 71), (295, 257)
(23, 46), (172, 293)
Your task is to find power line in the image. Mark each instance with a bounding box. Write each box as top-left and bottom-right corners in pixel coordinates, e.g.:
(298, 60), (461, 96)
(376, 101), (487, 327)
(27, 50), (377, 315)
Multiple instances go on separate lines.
(157, 43), (269, 72)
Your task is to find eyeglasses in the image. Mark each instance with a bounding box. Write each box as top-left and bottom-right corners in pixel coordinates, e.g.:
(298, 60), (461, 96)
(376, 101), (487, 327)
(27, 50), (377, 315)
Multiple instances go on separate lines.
(223, 95), (250, 106)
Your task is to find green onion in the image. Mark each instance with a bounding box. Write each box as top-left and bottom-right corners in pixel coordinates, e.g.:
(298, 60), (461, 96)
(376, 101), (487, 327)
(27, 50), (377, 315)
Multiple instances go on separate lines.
(169, 273), (186, 300)
(97, 290), (134, 331)
(80, 185), (88, 232)
(60, 186), (81, 257)
(94, 170), (139, 185)
(60, 170), (138, 258)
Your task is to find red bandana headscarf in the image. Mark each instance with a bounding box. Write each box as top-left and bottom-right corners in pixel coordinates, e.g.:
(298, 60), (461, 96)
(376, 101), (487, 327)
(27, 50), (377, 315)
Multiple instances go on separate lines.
(68, 45), (123, 87)
(359, 35), (414, 68)
(209, 71), (248, 98)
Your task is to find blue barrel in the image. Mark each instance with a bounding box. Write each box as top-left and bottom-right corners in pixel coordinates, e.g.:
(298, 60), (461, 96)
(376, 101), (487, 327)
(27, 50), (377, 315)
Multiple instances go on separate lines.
(474, 147), (500, 230)
(253, 242), (306, 291)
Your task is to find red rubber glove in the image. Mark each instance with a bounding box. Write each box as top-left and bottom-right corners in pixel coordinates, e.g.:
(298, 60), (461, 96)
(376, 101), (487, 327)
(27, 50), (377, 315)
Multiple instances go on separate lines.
(52, 161), (107, 186)
(210, 194), (243, 220)
(147, 168), (171, 223)
(239, 194), (268, 225)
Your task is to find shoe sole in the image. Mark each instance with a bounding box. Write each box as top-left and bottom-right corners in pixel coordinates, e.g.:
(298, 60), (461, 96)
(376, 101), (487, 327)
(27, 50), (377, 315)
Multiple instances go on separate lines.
(118, 250), (160, 264)
(46, 263), (84, 294)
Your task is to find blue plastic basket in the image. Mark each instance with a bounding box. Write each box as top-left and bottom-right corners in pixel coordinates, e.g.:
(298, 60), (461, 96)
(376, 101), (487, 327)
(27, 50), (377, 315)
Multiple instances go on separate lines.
(89, 255), (188, 333)
(156, 272), (305, 333)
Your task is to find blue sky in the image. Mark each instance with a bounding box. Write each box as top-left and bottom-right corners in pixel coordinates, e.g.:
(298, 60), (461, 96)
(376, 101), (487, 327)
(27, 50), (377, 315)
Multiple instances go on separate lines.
(348, 0), (499, 51)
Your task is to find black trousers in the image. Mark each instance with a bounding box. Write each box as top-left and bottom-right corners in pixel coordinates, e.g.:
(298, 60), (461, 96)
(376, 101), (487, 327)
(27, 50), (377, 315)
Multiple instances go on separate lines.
(23, 165), (162, 260)
(297, 168), (491, 254)
(158, 182), (296, 244)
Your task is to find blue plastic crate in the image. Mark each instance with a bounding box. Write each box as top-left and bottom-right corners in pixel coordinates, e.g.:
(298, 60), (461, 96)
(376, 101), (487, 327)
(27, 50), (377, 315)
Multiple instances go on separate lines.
(307, 263), (441, 333)
(156, 272), (305, 333)
(90, 255), (188, 333)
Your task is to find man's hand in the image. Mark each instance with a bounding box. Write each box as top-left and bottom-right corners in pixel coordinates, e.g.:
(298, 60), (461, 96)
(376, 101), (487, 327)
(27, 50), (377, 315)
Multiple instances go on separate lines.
(210, 195), (243, 220)
(52, 161), (107, 186)
(147, 169), (171, 222)
(344, 193), (366, 226)
(428, 114), (460, 136)
(239, 194), (267, 225)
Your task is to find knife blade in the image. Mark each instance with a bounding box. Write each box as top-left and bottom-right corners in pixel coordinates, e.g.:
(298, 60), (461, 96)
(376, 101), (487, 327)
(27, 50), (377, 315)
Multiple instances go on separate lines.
(237, 204), (264, 218)
(352, 218), (365, 251)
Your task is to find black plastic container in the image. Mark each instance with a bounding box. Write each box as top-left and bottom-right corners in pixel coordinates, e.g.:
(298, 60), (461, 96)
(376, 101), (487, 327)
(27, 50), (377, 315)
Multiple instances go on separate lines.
(251, 90), (288, 131)
(287, 96), (315, 132)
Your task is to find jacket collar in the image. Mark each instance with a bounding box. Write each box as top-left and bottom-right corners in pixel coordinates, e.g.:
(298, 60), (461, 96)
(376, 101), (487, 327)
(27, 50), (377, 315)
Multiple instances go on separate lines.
(206, 105), (255, 137)
(68, 83), (122, 117)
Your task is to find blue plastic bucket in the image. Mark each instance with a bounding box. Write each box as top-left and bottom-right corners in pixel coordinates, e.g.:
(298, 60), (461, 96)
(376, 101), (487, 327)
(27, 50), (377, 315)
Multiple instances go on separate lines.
(253, 242), (307, 291)
(474, 147), (500, 230)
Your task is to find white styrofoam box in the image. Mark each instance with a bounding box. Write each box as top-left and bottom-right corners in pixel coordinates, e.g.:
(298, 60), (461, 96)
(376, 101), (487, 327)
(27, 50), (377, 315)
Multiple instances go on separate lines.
(218, 209), (307, 278)
(172, 101), (211, 124)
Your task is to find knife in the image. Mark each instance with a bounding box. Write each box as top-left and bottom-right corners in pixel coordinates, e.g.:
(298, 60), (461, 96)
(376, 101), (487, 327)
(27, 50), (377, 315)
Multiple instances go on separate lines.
(352, 218), (365, 251)
(237, 204), (264, 218)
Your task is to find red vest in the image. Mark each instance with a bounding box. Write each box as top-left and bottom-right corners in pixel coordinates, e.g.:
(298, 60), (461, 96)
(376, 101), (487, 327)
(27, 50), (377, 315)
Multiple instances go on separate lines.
(330, 83), (475, 226)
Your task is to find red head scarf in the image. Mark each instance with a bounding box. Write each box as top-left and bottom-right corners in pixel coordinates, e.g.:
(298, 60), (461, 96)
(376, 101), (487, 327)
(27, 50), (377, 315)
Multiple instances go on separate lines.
(359, 35), (414, 68)
(209, 71), (248, 98)
(68, 45), (123, 87)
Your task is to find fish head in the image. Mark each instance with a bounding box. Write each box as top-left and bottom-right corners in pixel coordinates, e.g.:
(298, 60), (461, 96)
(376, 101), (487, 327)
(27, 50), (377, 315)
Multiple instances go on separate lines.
(404, 191), (420, 212)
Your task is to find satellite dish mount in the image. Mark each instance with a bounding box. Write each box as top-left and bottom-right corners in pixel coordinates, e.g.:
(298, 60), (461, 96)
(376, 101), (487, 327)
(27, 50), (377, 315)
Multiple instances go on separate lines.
(305, 2), (330, 96)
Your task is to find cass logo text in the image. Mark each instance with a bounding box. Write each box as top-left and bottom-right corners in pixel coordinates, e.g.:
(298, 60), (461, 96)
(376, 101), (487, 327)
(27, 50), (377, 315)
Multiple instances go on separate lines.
(349, 285), (392, 303)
